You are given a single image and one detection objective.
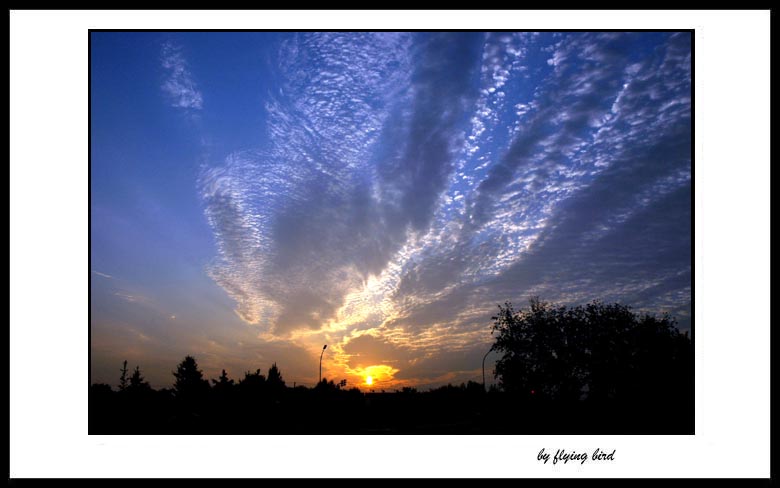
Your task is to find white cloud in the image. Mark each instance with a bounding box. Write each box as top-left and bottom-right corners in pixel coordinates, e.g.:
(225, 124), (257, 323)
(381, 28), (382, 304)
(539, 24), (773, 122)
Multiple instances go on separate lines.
(198, 32), (692, 355)
(160, 41), (202, 110)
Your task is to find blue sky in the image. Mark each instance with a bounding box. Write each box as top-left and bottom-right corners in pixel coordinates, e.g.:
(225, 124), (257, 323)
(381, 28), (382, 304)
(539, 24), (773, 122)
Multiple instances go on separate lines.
(91, 31), (691, 390)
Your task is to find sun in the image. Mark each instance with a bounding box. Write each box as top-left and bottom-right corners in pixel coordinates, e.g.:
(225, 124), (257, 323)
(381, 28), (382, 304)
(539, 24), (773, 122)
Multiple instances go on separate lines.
(357, 365), (399, 388)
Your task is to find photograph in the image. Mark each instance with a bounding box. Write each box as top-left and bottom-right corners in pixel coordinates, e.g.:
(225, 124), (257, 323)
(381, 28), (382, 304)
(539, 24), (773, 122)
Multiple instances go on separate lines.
(88, 30), (693, 435)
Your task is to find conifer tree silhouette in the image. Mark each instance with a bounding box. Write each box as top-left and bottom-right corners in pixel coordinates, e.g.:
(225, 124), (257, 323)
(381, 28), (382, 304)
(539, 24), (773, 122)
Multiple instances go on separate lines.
(129, 365), (151, 391)
(267, 362), (286, 391)
(173, 355), (210, 401)
(118, 360), (129, 392)
(212, 369), (234, 389)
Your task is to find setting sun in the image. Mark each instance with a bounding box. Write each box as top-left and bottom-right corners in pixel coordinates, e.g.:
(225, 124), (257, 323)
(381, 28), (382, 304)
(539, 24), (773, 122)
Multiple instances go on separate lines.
(353, 365), (400, 389)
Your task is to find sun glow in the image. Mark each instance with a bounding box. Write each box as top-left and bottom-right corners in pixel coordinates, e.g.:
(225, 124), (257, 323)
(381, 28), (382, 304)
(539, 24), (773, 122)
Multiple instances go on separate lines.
(352, 364), (400, 389)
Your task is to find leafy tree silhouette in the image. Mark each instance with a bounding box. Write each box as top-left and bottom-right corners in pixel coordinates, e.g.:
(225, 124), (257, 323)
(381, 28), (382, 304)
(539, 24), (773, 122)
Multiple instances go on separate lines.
(238, 369), (266, 388)
(490, 297), (692, 405)
(237, 368), (266, 399)
(172, 355), (210, 401)
(315, 378), (338, 392)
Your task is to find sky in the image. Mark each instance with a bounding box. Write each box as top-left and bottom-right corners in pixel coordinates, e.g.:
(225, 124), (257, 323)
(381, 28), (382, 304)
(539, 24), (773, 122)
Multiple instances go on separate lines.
(90, 31), (691, 391)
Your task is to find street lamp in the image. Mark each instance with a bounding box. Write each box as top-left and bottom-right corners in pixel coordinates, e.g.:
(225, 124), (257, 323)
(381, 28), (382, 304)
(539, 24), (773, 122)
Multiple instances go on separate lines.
(482, 346), (493, 392)
(319, 344), (327, 384)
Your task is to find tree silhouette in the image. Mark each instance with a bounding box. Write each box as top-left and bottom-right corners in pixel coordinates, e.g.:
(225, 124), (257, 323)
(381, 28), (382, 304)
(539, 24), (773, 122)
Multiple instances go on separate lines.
(211, 369), (234, 391)
(128, 365), (151, 392)
(238, 369), (265, 387)
(210, 369), (235, 414)
(89, 298), (692, 435)
(172, 355), (210, 400)
(118, 360), (129, 392)
(266, 362), (286, 393)
(237, 369), (265, 395)
(315, 378), (338, 392)
(491, 297), (692, 404)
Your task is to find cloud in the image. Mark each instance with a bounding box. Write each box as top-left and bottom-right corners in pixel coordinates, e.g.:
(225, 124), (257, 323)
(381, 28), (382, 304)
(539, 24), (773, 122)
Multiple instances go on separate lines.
(113, 291), (141, 303)
(160, 41), (202, 110)
(199, 32), (691, 368)
(92, 32), (691, 390)
(200, 33), (483, 335)
(382, 33), (691, 334)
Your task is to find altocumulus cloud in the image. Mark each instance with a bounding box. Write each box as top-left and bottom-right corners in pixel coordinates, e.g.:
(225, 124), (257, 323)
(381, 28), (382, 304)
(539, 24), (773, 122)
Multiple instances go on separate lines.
(161, 41), (203, 110)
(197, 33), (691, 382)
(199, 32), (483, 335)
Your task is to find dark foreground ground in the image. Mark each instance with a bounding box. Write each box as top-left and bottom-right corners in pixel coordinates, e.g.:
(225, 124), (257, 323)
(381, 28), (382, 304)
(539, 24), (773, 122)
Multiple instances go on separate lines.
(90, 384), (693, 435)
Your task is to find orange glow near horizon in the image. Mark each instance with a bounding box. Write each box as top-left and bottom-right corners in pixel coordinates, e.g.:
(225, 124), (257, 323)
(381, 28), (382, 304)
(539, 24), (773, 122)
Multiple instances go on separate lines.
(352, 364), (399, 389)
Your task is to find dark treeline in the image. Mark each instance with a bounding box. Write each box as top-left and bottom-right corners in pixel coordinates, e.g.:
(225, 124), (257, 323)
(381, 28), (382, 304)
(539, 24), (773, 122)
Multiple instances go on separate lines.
(90, 298), (693, 434)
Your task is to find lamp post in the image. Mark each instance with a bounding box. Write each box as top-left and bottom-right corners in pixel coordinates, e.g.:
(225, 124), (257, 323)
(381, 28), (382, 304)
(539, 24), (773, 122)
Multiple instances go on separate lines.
(319, 344), (327, 384)
(482, 347), (493, 393)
